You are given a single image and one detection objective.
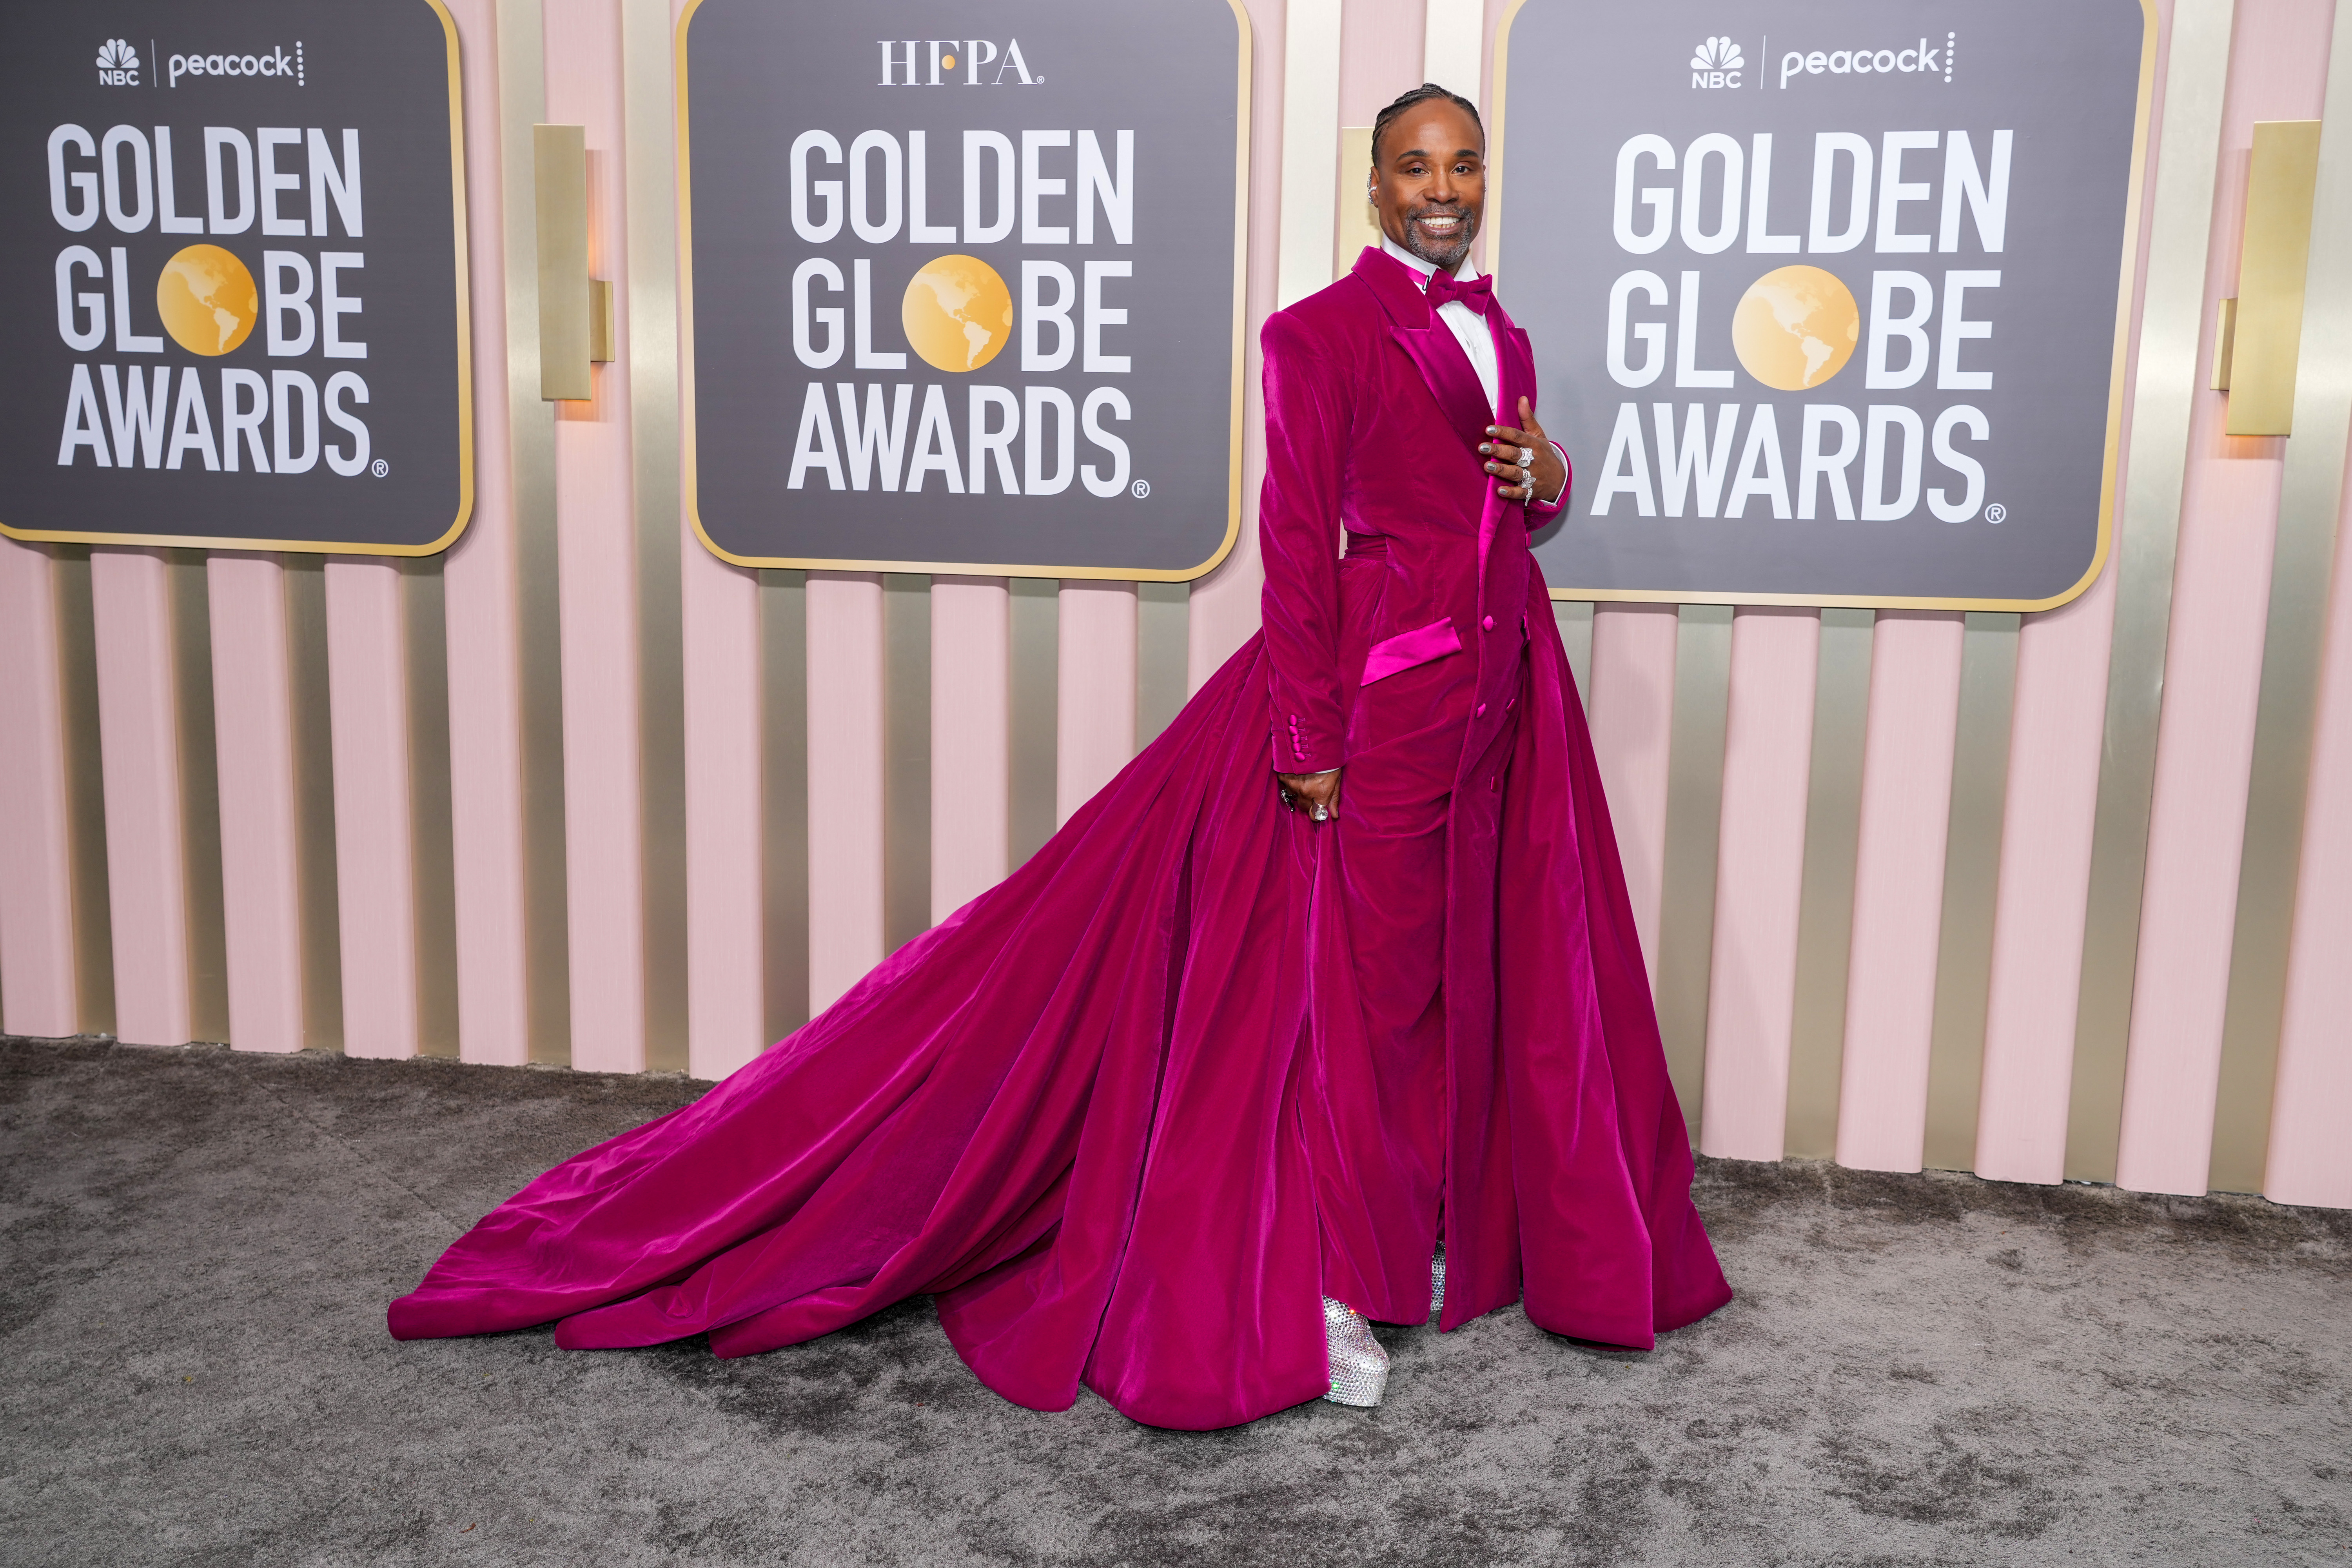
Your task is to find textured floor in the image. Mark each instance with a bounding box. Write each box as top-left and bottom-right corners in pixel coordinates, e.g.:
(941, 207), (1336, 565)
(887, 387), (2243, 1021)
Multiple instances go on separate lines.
(1, 1035), (2347, 1567)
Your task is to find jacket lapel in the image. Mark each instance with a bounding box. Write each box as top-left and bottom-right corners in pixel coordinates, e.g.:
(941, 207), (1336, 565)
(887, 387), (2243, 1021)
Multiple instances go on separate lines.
(1493, 307), (1537, 431)
(1349, 247), (1495, 450)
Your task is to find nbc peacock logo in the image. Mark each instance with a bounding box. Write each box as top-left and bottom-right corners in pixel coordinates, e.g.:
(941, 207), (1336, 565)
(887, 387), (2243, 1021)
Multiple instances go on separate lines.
(1689, 36), (1743, 89)
(96, 39), (142, 86)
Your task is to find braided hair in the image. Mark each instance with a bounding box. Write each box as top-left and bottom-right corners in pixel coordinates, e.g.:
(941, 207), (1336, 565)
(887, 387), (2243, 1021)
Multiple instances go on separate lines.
(1370, 83), (1483, 166)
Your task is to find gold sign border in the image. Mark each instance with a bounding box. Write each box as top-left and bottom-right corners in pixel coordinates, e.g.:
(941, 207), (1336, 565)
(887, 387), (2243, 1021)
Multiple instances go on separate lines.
(0, 0), (477, 559)
(677, 0), (1252, 583)
(1489, 0), (2160, 613)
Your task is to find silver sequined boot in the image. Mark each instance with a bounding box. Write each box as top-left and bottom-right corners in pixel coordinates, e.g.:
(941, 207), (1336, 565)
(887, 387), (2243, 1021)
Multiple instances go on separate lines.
(1321, 1297), (1390, 1407)
(1431, 1243), (1446, 1321)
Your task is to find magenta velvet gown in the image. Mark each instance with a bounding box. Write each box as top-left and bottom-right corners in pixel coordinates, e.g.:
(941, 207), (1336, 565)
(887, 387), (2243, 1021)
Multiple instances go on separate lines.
(387, 247), (1731, 1430)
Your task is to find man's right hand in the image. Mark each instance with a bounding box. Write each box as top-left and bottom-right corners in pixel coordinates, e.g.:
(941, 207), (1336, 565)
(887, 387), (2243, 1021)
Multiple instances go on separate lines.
(1277, 768), (1342, 820)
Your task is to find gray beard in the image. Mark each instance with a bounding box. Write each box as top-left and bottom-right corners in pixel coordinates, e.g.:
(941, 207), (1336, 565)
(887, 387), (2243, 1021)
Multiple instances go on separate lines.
(1398, 211), (1476, 272)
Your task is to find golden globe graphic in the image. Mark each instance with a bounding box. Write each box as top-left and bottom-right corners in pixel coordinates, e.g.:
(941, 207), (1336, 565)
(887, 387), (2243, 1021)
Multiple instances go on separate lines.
(154, 246), (260, 357)
(901, 255), (1013, 373)
(1731, 265), (1858, 392)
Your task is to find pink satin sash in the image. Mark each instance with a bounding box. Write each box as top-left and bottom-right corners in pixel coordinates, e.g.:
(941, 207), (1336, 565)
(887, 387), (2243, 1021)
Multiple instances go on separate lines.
(1360, 617), (1462, 684)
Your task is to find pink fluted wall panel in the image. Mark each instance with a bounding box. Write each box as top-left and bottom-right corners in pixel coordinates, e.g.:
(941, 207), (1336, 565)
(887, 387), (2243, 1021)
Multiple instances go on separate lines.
(2118, 0), (2333, 1195)
(1700, 608), (1820, 1161)
(1586, 604), (1679, 992)
(0, 538), (79, 1036)
(682, 541), (762, 1080)
(1188, 0), (1286, 689)
(2266, 458), (2352, 1207)
(325, 562), (420, 1060)
(1975, 564), (2120, 1181)
(932, 579), (1011, 921)
(1973, 0), (2178, 1185)
(1057, 585), (1139, 824)
(548, 0), (648, 1074)
(441, 0), (533, 1066)
(1338, 0), (1428, 123)
(206, 555), (305, 1054)
(807, 573), (886, 1013)
(1837, 612), (1965, 1172)
(665, 0), (764, 1082)
(88, 548), (191, 1047)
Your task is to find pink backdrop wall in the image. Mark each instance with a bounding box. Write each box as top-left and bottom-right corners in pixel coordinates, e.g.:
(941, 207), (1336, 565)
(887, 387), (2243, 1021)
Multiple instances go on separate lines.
(1, 0), (2345, 1215)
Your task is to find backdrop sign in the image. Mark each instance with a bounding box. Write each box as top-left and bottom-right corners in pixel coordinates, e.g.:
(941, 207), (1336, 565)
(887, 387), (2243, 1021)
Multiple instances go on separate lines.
(0, 1), (470, 555)
(1494, 0), (2154, 608)
(680, 0), (1250, 578)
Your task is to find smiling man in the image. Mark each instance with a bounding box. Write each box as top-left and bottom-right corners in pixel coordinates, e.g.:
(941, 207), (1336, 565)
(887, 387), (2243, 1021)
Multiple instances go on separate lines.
(1258, 82), (1729, 1405)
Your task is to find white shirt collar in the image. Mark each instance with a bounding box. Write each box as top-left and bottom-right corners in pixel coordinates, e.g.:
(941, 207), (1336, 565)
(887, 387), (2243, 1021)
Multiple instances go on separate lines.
(1380, 234), (1480, 287)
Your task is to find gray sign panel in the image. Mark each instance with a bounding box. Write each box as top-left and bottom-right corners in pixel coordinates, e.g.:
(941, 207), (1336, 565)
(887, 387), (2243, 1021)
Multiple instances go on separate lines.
(0, 1), (470, 555)
(681, 0), (1249, 579)
(1493, 0), (2152, 608)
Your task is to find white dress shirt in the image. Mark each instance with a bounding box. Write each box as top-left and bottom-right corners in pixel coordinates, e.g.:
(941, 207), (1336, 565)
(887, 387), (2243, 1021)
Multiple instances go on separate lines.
(1379, 236), (1566, 505)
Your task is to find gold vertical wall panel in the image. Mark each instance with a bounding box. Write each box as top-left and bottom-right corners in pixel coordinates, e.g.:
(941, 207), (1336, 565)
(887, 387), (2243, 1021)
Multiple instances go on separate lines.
(1008, 581), (1060, 869)
(501, 0), (572, 1065)
(2214, 48), (2352, 1195)
(2223, 120), (2322, 437)
(884, 575), (933, 955)
(1785, 609), (1873, 1159)
(1336, 127), (1381, 278)
(2070, 0), (2238, 1185)
(760, 570), (810, 1042)
(1922, 613), (2022, 1171)
(403, 563), (462, 1058)
(1655, 605), (1733, 1123)
(51, 547), (115, 1035)
(283, 558), (344, 1052)
(1137, 582), (1192, 749)
(1553, 602), (1595, 702)
(165, 552), (230, 1044)
(623, 0), (688, 1076)
(534, 123), (592, 402)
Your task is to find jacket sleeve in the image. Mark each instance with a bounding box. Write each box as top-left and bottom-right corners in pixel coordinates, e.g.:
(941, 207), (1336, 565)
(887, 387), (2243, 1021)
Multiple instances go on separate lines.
(1526, 440), (1572, 519)
(1256, 310), (1351, 774)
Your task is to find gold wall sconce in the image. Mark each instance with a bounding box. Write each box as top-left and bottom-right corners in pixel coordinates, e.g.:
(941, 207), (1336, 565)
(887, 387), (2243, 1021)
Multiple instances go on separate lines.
(2211, 120), (2322, 436)
(534, 123), (615, 402)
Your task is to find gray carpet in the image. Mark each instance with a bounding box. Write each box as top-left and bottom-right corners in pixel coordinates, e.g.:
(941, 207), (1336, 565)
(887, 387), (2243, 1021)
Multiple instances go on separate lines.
(1, 1035), (2346, 1567)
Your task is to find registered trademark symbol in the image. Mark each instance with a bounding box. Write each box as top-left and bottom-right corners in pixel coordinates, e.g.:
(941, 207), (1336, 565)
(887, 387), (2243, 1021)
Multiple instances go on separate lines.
(1984, 503), (2007, 524)
(371, 459), (390, 478)
(1131, 479), (1151, 499)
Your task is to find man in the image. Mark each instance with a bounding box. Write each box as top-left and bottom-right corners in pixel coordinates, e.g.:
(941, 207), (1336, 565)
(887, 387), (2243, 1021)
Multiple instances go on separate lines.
(1257, 82), (1727, 1402)
(387, 82), (1725, 1431)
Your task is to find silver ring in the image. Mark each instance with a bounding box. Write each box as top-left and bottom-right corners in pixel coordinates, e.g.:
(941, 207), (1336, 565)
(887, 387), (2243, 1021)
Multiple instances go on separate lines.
(1313, 803), (1329, 822)
(1518, 445), (1534, 467)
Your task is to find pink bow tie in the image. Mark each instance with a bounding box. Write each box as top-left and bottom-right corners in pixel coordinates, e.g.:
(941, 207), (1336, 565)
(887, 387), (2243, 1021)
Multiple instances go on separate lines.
(1424, 270), (1494, 316)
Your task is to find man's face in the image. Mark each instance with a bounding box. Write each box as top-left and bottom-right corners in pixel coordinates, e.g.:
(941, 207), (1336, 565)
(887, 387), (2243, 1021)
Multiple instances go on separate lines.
(1372, 101), (1485, 271)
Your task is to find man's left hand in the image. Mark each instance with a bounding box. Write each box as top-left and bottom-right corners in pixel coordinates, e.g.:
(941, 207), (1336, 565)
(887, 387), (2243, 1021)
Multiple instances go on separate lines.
(1481, 397), (1566, 505)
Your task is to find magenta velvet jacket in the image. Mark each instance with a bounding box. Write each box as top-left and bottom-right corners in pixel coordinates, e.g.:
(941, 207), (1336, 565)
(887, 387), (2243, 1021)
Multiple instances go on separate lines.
(1262, 246), (1566, 776)
(385, 246), (1729, 1432)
